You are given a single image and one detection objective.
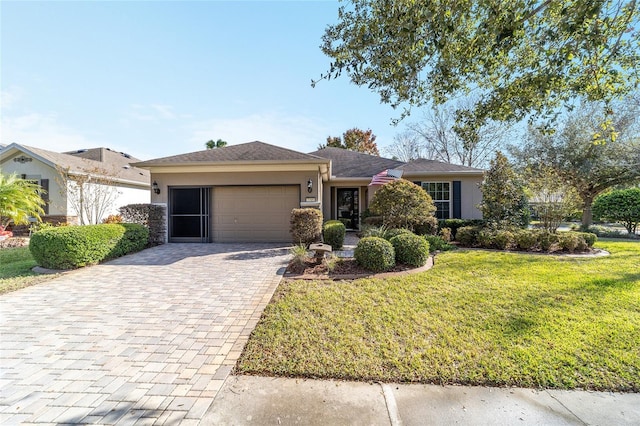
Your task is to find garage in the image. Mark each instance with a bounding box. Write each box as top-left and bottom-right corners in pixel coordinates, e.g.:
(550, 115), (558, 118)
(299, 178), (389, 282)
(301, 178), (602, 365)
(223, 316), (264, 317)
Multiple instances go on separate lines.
(212, 185), (300, 242)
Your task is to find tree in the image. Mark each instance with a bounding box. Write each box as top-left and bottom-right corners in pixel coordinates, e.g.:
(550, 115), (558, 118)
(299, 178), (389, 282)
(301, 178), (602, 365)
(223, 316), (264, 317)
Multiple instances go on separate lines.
(479, 152), (530, 229)
(382, 130), (428, 162)
(512, 101), (640, 227)
(593, 188), (640, 234)
(525, 166), (581, 232)
(0, 173), (46, 227)
(206, 139), (228, 149)
(404, 100), (513, 168)
(319, 128), (380, 155)
(316, 1), (640, 130)
(56, 166), (121, 225)
(369, 179), (436, 230)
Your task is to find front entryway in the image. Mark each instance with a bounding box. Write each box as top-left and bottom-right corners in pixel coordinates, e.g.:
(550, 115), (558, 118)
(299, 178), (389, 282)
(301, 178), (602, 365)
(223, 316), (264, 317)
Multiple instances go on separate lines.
(169, 187), (211, 242)
(337, 188), (359, 230)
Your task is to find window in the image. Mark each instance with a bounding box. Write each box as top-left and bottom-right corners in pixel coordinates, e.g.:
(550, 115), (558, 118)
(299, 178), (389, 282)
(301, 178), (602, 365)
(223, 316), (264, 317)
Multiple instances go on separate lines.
(421, 182), (451, 219)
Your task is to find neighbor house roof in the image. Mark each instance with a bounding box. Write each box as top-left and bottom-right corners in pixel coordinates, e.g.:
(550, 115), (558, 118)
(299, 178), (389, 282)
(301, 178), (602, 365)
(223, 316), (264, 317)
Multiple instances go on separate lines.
(134, 141), (329, 167)
(309, 147), (405, 178)
(0, 143), (150, 186)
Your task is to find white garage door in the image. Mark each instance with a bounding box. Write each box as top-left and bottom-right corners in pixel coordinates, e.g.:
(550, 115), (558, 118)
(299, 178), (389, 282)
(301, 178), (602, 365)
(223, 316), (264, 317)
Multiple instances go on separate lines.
(212, 185), (299, 242)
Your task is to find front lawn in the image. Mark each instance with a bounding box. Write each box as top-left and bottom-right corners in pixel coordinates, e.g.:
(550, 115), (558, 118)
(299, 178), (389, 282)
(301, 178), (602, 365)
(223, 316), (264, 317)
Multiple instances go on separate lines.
(237, 240), (640, 391)
(0, 246), (58, 294)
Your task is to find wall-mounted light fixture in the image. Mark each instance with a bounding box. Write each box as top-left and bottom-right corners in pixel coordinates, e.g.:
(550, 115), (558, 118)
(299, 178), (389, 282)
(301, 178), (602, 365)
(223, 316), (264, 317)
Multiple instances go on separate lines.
(307, 179), (313, 193)
(152, 181), (160, 195)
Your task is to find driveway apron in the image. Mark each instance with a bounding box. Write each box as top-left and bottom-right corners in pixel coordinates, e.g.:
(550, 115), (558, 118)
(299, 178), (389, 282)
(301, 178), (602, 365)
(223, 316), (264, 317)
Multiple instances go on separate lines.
(0, 243), (290, 425)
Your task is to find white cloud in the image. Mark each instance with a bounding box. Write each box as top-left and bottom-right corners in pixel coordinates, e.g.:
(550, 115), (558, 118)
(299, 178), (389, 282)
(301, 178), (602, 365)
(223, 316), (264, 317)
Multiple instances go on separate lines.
(188, 112), (330, 153)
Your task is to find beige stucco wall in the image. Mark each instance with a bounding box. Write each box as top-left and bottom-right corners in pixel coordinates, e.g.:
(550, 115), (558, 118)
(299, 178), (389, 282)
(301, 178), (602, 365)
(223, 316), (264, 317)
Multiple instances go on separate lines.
(325, 175), (483, 223)
(404, 175), (483, 219)
(150, 170), (322, 206)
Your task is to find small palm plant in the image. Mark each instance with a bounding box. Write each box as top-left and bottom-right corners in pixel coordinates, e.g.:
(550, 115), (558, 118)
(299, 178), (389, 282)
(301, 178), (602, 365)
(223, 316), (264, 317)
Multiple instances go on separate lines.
(0, 173), (46, 228)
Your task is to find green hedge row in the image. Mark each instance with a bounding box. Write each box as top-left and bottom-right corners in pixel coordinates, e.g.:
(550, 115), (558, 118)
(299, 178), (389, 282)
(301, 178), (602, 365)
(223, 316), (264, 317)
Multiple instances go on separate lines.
(29, 223), (149, 269)
(455, 227), (597, 253)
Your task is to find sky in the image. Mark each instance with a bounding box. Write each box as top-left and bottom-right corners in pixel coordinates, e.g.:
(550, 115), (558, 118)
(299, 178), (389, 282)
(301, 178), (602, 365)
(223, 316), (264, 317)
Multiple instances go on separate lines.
(1, 0), (409, 161)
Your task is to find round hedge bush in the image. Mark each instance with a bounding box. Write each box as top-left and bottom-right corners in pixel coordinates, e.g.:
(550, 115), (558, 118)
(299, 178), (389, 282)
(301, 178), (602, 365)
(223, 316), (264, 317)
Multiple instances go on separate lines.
(323, 220), (346, 250)
(354, 236), (395, 272)
(384, 228), (413, 241)
(29, 223), (148, 269)
(389, 233), (430, 267)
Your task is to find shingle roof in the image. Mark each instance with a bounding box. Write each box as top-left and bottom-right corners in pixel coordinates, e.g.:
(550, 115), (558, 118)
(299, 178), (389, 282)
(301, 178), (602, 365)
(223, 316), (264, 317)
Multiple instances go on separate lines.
(399, 158), (484, 174)
(134, 141), (327, 166)
(0, 143), (150, 185)
(309, 147), (405, 178)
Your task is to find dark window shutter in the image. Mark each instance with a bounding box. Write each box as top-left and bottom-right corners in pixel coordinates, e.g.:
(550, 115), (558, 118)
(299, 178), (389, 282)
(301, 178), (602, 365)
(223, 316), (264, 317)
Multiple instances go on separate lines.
(413, 181), (421, 186)
(40, 179), (49, 214)
(453, 181), (462, 219)
(21, 174), (27, 180)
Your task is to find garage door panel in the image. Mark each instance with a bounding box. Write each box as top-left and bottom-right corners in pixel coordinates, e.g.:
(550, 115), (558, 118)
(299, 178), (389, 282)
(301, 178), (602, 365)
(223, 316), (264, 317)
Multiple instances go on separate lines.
(212, 186), (299, 242)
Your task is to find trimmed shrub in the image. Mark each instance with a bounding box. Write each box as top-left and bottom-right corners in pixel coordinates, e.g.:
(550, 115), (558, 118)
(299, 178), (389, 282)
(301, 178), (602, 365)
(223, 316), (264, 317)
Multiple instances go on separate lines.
(423, 235), (455, 252)
(577, 232), (597, 248)
(413, 216), (439, 236)
(477, 229), (494, 248)
(456, 226), (481, 246)
(323, 220), (346, 250)
(389, 233), (430, 267)
(369, 179), (436, 230)
(493, 230), (515, 250)
(439, 219), (486, 239)
(384, 228), (413, 241)
(354, 237), (395, 272)
(537, 231), (559, 252)
(29, 223), (149, 269)
(290, 208), (322, 245)
(515, 230), (538, 251)
(558, 232), (581, 252)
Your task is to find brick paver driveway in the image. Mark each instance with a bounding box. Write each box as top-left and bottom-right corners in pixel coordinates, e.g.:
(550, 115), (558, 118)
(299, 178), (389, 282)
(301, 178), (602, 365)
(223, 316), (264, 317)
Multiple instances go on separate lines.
(0, 243), (290, 425)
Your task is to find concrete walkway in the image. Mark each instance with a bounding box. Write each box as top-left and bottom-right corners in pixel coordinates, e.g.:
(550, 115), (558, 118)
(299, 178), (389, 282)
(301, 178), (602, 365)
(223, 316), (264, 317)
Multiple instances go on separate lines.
(203, 376), (640, 425)
(0, 243), (290, 425)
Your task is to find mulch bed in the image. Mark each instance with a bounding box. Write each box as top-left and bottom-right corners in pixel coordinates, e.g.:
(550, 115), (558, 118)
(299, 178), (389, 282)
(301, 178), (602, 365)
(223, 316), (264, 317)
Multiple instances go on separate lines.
(285, 256), (417, 279)
(0, 237), (30, 249)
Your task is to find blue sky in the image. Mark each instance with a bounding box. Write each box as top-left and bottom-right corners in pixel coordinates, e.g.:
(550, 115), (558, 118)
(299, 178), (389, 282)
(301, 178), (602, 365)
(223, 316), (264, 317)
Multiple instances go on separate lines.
(1, 0), (407, 161)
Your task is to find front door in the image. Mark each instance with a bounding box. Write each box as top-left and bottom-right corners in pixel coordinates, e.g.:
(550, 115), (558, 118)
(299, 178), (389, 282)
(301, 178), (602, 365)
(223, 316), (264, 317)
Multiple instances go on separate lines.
(169, 187), (210, 242)
(337, 188), (359, 230)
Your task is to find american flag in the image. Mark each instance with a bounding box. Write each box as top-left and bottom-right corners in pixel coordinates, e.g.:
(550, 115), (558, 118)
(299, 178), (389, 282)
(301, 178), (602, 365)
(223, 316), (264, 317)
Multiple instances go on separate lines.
(369, 169), (403, 185)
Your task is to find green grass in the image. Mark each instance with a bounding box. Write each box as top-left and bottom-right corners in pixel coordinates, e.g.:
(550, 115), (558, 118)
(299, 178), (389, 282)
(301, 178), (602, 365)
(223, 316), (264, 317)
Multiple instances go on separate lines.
(0, 246), (58, 294)
(237, 240), (640, 391)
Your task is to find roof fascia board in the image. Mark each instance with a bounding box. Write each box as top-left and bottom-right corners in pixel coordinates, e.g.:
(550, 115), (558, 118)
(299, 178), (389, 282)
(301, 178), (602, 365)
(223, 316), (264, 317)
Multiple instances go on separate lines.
(145, 162), (326, 174)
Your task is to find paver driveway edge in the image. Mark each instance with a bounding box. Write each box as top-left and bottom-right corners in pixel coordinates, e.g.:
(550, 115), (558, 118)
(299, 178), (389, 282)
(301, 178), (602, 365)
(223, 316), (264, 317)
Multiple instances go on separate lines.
(0, 243), (290, 425)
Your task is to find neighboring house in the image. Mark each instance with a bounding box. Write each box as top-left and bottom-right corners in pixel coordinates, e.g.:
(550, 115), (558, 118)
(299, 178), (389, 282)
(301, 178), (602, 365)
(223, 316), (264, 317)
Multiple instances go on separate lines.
(0, 143), (150, 225)
(134, 141), (484, 243)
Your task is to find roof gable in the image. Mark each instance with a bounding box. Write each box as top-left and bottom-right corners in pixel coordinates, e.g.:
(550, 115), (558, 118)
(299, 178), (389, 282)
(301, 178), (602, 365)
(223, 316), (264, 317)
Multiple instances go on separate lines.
(134, 141), (327, 166)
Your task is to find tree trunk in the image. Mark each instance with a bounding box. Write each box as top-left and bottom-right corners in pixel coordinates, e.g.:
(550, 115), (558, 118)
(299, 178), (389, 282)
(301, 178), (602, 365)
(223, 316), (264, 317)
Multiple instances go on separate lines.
(581, 196), (594, 228)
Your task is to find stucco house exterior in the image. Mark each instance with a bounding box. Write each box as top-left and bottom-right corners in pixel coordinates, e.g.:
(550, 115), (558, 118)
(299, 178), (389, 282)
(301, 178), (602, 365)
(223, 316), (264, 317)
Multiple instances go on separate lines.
(0, 143), (150, 225)
(134, 141), (483, 243)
